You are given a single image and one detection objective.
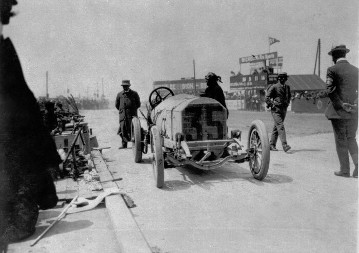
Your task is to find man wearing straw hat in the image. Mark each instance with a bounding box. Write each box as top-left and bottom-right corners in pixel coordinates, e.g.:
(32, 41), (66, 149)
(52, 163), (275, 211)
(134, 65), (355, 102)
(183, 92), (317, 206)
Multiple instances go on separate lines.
(115, 80), (141, 149)
(318, 45), (358, 178)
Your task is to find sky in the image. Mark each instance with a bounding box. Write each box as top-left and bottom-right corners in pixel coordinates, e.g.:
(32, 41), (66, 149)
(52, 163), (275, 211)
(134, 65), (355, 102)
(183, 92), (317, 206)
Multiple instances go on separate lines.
(4, 0), (359, 101)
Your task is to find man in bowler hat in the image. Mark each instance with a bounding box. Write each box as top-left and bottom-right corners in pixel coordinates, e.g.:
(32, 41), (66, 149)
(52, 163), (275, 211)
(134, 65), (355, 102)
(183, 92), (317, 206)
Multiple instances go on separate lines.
(318, 45), (358, 178)
(265, 72), (292, 152)
(115, 80), (141, 148)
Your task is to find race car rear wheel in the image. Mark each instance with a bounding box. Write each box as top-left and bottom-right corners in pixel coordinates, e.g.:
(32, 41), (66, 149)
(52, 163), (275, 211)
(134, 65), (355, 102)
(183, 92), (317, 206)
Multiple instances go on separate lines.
(150, 126), (164, 188)
(131, 117), (142, 163)
(247, 120), (270, 180)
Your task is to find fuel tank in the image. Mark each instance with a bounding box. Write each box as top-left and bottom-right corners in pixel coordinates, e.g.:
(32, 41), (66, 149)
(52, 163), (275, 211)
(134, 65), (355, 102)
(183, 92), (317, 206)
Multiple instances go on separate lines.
(151, 94), (227, 141)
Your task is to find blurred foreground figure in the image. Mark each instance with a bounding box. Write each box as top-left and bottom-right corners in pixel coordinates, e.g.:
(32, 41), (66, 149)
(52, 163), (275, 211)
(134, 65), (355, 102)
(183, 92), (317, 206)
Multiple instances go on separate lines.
(319, 45), (358, 178)
(0, 0), (60, 249)
(115, 80), (141, 149)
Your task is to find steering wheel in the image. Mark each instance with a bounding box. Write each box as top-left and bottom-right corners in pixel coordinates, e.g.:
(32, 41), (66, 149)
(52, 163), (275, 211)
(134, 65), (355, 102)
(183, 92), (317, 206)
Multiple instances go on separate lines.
(149, 87), (174, 109)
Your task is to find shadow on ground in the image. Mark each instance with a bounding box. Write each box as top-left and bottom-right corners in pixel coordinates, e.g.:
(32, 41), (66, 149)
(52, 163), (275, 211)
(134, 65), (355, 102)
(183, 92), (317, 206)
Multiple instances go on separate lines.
(161, 163), (293, 191)
(19, 219), (94, 243)
(288, 149), (325, 154)
(141, 157), (152, 164)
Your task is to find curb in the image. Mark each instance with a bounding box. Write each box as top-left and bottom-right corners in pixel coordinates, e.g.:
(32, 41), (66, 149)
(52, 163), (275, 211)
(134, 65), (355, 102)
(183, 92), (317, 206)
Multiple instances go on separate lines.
(92, 151), (152, 253)
(105, 190), (152, 253)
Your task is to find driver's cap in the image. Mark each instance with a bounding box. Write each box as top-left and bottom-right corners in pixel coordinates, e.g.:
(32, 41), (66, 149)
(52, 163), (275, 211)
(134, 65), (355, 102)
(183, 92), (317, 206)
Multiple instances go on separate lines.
(121, 80), (131, 86)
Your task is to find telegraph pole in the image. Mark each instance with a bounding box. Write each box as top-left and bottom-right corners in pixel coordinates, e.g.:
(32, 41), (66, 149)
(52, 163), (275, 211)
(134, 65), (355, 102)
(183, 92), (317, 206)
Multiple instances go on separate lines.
(96, 82), (99, 98)
(46, 71), (49, 98)
(314, 39), (321, 78)
(318, 39), (321, 78)
(102, 78), (104, 98)
(193, 59), (197, 95)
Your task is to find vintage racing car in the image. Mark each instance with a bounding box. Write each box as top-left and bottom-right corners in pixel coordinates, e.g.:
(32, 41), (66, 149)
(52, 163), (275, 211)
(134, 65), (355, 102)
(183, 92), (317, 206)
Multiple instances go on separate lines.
(131, 87), (270, 188)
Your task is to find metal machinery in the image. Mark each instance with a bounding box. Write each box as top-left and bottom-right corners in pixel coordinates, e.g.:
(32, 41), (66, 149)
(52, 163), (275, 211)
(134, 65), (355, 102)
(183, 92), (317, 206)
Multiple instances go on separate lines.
(131, 87), (270, 188)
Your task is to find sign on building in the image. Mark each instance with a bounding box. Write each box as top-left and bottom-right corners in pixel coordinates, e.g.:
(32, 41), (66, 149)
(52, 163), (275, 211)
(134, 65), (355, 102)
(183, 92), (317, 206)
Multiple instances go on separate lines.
(239, 52), (278, 64)
(230, 74), (267, 91)
(153, 79), (207, 95)
(250, 60), (266, 75)
(269, 56), (283, 68)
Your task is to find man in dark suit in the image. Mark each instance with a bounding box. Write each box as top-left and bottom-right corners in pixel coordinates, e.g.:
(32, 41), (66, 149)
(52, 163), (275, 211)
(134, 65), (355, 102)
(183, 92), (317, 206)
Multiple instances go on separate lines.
(319, 45), (358, 178)
(265, 72), (292, 152)
(115, 80), (141, 148)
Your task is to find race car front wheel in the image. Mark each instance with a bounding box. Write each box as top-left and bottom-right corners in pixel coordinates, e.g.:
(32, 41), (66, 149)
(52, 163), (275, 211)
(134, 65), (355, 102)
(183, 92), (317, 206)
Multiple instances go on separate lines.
(150, 126), (164, 188)
(131, 117), (142, 163)
(247, 120), (270, 180)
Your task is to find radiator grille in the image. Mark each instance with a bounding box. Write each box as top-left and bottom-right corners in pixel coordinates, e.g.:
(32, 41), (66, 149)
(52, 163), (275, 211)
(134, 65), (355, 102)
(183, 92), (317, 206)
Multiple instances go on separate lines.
(182, 104), (226, 141)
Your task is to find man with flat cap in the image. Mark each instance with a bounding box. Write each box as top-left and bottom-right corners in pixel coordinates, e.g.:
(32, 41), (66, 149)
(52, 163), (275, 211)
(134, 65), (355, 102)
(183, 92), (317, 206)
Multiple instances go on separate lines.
(318, 45), (358, 178)
(265, 72), (292, 152)
(115, 80), (141, 148)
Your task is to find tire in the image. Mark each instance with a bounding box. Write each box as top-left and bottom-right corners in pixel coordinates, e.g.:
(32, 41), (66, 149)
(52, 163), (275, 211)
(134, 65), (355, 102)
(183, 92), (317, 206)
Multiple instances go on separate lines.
(150, 126), (164, 188)
(247, 120), (270, 180)
(131, 117), (142, 163)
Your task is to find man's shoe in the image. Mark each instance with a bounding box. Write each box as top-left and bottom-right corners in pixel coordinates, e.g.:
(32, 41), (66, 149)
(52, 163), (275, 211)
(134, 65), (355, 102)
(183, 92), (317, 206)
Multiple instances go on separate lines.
(353, 167), (358, 178)
(118, 143), (128, 149)
(283, 144), (291, 152)
(270, 145), (278, 151)
(334, 171), (350, 177)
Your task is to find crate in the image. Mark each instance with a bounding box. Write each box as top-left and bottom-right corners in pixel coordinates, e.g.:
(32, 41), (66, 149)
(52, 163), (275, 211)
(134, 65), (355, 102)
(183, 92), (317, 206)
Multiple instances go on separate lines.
(53, 132), (84, 150)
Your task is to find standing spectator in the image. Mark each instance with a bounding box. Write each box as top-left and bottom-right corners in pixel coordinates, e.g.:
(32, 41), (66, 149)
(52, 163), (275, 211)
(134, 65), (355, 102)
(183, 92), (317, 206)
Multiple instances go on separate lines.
(115, 80), (141, 149)
(266, 72), (292, 152)
(201, 72), (228, 118)
(0, 0), (60, 247)
(318, 45), (358, 178)
(43, 100), (57, 133)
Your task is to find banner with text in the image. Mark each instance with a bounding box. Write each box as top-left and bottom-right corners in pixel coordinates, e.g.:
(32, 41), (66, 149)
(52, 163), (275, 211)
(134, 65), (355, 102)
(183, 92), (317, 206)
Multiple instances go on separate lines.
(230, 74), (267, 91)
(239, 52), (278, 64)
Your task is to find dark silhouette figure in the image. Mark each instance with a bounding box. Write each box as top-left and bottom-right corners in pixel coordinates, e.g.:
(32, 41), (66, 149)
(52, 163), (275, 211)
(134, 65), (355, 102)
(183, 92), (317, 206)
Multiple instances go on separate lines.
(0, 0), (60, 248)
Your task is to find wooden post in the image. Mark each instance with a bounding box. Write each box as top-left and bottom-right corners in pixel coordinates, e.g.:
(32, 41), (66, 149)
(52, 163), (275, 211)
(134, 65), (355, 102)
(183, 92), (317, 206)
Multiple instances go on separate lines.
(102, 78), (104, 97)
(46, 71), (49, 98)
(318, 39), (321, 78)
(314, 39), (321, 77)
(193, 59), (197, 95)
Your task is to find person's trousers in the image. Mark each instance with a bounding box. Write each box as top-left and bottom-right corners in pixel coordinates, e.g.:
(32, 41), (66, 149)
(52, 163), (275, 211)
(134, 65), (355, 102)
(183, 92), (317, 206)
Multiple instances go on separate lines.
(331, 118), (358, 174)
(118, 117), (132, 144)
(270, 109), (288, 147)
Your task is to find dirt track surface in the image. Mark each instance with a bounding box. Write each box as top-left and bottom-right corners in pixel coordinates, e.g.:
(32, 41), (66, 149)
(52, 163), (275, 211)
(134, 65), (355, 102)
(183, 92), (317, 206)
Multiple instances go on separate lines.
(226, 110), (333, 138)
(85, 109), (357, 253)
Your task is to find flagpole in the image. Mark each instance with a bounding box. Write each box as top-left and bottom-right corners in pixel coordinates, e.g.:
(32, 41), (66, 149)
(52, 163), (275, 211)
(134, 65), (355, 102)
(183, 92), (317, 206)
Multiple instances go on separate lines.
(268, 36), (270, 53)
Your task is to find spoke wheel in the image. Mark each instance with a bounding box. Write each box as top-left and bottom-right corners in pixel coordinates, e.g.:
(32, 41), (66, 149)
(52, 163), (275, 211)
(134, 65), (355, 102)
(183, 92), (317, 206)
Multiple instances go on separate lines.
(149, 87), (174, 109)
(150, 126), (164, 188)
(247, 120), (270, 180)
(131, 117), (142, 163)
